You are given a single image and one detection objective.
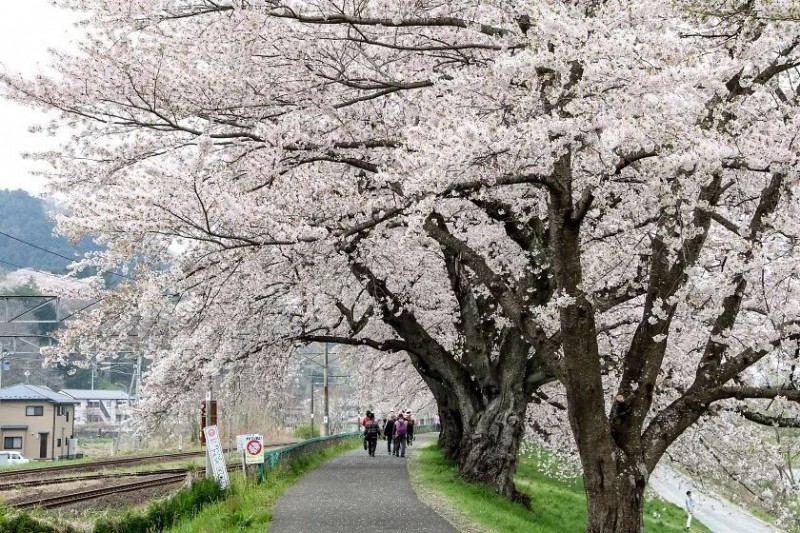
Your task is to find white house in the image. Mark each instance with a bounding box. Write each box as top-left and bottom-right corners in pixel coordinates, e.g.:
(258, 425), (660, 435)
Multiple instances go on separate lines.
(58, 389), (131, 427)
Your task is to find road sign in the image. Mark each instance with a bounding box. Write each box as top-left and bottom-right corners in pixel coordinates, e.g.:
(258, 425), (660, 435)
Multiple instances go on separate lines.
(244, 434), (264, 465)
(203, 425), (229, 489)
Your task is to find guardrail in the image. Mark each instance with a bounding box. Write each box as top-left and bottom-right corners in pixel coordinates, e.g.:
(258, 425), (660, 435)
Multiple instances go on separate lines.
(262, 432), (360, 471)
(260, 424), (438, 472)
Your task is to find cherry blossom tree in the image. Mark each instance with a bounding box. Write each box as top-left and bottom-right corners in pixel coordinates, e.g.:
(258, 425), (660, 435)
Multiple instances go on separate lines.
(3, 0), (800, 531)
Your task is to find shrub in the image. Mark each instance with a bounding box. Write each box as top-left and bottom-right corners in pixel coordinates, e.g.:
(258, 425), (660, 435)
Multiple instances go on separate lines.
(0, 507), (76, 533)
(93, 478), (225, 533)
(292, 425), (320, 440)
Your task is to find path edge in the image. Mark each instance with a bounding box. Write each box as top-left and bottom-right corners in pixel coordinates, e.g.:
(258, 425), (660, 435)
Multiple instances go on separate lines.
(406, 437), (490, 533)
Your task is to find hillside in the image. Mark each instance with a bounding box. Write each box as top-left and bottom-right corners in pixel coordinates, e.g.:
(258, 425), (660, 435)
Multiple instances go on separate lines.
(0, 188), (99, 273)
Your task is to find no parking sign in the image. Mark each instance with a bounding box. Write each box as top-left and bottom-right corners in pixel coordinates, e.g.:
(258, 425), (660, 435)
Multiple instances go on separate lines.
(243, 434), (264, 464)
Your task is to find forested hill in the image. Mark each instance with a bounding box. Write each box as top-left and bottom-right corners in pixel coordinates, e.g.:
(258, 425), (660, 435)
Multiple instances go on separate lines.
(0, 189), (100, 273)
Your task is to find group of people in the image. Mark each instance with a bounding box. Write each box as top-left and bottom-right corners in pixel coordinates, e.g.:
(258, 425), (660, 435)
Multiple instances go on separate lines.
(361, 410), (415, 458)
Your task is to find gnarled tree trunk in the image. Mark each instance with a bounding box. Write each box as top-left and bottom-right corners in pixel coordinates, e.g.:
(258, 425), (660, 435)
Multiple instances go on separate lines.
(458, 385), (530, 504)
(584, 465), (646, 533)
(436, 396), (464, 460)
(451, 329), (532, 505)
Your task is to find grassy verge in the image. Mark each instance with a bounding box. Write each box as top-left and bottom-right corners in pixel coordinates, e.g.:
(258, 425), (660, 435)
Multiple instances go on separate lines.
(165, 438), (359, 533)
(411, 444), (712, 533)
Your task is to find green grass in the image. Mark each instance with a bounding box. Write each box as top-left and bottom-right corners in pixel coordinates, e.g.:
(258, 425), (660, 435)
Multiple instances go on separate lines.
(0, 505), (77, 533)
(415, 444), (712, 533)
(165, 439), (359, 533)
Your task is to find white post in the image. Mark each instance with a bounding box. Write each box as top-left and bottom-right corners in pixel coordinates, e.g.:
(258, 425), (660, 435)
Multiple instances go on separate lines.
(205, 386), (213, 476)
(323, 343), (329, 437)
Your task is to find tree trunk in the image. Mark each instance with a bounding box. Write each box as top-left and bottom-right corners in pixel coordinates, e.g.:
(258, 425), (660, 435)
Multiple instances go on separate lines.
(437, 400), (463, 460)
(584, 463), (647, 533)
(457, 385), (529, 506)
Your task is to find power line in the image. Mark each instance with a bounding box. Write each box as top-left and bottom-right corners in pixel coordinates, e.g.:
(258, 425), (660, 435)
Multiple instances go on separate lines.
(0, 230), (130, 279)
(0, 230), (79, 263)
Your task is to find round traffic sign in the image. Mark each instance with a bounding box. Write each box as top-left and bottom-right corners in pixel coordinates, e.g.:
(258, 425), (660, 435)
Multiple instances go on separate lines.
(246, 439), (263, 455)
(206, 427), (217, 438)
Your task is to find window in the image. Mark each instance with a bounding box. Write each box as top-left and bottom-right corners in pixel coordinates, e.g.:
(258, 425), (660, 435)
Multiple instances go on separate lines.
(56, 438), (62, 447)
(66, 410), (70, 422)
(4, 437), (22, 449)
(25, 406), (43, 416)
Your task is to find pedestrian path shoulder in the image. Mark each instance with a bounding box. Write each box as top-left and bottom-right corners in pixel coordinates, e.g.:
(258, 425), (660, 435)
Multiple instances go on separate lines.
(270, 436), (456, 533)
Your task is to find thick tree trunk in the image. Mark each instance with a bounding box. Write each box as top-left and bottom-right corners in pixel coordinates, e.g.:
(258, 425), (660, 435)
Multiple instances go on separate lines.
(584, 462), (647, 533)
(437, 401), (463, 460)
(458, 391), (529, 505)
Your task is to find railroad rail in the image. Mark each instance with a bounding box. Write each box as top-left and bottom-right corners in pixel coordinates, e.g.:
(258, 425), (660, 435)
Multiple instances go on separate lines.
(0, 467), (189, 490)
(6, 442), (297, 509)
(0, 442), (292, 483)
(14, 473), (188, 509)
(0, 450), (208, 481)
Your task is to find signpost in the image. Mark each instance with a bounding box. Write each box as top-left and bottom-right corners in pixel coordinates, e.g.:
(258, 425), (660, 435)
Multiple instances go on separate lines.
(244, 435), (264, 465)
(203, 425), (229, 489)
(237, 433), (265, 482)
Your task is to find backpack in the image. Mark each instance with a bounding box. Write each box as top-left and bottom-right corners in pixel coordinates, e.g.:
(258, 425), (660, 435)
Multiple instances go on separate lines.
(365, 421), (379, 438)
(395, 420), (407, 438)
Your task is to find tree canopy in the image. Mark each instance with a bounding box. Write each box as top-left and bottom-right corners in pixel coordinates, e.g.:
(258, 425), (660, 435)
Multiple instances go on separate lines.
(3, 1), (800, 530)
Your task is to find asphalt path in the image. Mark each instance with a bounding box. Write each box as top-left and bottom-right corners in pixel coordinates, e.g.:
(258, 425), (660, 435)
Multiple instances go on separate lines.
(650, 464), (784, 533)
(270, 435), (456, 533)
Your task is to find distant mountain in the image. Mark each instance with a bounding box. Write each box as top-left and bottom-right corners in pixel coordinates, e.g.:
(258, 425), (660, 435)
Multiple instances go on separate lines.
(0, 189), (101, 273)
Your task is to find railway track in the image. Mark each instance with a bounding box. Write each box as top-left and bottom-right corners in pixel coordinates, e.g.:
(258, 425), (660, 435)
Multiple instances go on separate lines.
(0, 450), (209, 481)
(6, 442), (296, 509)
(0, 468), (189, 490)
(14, 473), (188, 509)
(0, 442), (292, 483)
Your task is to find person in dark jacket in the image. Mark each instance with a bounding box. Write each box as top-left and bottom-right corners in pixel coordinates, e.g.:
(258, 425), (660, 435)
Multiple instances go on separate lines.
(393, 414), (408, 457)
(383, 414), (396, 455)
(364, 412), (380, 457)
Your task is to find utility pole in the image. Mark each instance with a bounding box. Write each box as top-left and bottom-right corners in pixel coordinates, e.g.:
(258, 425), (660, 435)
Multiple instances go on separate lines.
(205, 383), (213, 476)
(134, 354), (142, 400)
(310, 380), (315, 437)
(323, 343), (329, 437)
(0, 349), (4, 390)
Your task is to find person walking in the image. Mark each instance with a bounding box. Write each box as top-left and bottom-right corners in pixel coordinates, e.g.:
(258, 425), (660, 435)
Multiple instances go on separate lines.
(364, 412), (380, 457)
(393, 414), (408, 457)
(406, 410), (415, 446)
(383, 414), (396, 455)
(361, 410), (372, 451)
(684, 490), (697, 530)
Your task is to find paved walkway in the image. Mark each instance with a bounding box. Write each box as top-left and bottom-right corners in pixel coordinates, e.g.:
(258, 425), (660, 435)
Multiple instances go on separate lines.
(650, 464), (784, 533)
(270, 434), (456, 533)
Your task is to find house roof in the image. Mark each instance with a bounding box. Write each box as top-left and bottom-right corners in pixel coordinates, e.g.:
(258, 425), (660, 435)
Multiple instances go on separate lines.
(0, 384), (79, 404)
(59, 389), (130, 401)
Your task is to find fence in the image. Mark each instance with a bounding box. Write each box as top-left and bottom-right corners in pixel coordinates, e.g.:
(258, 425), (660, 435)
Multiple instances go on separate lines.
(262, 431), (360, 470)
(260, 424), (438, 471)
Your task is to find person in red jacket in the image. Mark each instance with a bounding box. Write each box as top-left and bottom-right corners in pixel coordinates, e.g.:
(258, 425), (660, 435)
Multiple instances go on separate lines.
(360, 410), (372, 450)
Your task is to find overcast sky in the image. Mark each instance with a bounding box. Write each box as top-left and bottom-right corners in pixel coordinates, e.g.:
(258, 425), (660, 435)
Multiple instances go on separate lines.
(0, 0), (79, 196)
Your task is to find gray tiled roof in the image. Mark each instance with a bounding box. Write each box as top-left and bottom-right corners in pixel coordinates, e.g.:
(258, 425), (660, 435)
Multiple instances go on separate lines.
(59, 389), (130, 401)
(0, 384), (79, 404)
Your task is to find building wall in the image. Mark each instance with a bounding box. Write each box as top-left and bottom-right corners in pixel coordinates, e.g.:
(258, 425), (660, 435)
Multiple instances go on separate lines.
(0, 401), (74, 459)
(74, 399), (130, 425)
